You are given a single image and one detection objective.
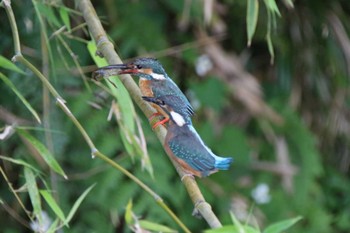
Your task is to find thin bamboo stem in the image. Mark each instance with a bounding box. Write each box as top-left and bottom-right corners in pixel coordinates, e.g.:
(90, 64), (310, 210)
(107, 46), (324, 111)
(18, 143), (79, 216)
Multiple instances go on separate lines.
(2, 1), (191, 232)
(77, 0), (222, 228)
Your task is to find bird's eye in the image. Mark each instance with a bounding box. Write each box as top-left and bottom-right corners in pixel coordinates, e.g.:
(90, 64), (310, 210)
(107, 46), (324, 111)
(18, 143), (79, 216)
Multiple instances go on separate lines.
(136, 65), (142, 69)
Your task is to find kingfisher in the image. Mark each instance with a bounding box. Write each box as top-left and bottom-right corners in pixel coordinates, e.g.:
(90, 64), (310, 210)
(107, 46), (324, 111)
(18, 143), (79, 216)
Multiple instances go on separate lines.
(93, 58), (194, 129)
(142, 96), (233, 178)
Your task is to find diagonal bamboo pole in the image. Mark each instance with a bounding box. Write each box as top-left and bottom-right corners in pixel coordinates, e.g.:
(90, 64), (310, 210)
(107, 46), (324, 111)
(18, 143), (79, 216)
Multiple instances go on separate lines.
(1, 0), (190, 232)
(77, 0), (222, 228)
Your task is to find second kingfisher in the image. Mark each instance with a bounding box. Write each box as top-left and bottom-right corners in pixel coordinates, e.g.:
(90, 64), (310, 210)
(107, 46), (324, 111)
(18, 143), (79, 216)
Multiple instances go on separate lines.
(142, 95), (233, 178)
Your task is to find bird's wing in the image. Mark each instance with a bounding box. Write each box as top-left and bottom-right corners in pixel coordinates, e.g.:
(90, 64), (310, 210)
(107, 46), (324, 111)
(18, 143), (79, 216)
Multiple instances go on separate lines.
(182, 96), (194, 116)
(165, 79), (194, 116)
(168, 132), (215, 172)
(162, 95), (194, 118)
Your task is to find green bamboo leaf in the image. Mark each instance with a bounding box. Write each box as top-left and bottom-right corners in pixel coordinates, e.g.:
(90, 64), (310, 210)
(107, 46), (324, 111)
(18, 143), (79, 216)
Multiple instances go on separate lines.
(266, 32), (274, 64)
(120, 131), (136, 161)
(205, 225), (258, 233)
(0, 155), (40, 173)
(88, 41), (153, 175)
(264, 0), (281, 17)
(126, 127), (153, 177)
(247, 0), (259, 46)
(24, 167), (42, 218)
(0, 55), (25, 74)
(63, 184), (95, 225)
(36, 2), (61, 27)
(264, 216), (302, 233)
(139, 220), (177, 233)
(118, 111), (154, 177)
(0, 73), (41, 124)
(125, 199), (133, 225)
(266, 9), (275, 64)
(87, 41), (135, 132)
(284, 0), (294, 8)
(230, 211), (244, 232)
(17, 129), (67, 179)
(46, 219), (59, 233)
(59, 7), (71, 31)
(40, 190), (66, 224)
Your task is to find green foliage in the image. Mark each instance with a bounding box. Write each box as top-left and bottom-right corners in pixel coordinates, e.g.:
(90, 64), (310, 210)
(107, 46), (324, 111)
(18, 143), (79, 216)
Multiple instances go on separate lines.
(204, 214), (301, 233)
(0, 55), (25, 74)
(0, 73), (41, 123)
(0, 155), (40, 172)
(264, 216), (302, 233)
(63, 184), (95, 226)
(124, 199), (177, 232)
(40, 190), (66, 224)
(24, 167), (42, 219)
(190, 77), (227, 112)
(247, 0), (259, 46)
(87, 41), (153, 176)
(17, 129), (67, 178)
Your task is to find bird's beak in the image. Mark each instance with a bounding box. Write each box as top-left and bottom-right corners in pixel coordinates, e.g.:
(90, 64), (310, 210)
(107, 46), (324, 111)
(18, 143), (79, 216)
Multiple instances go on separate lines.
(117, 65), (140, 75)
(92, 64), (127, 80)
(142, 96), (165, 106)
(93, 58), (155, 80)
(118, 63), (153, 75)
(142, 96), (158, 104)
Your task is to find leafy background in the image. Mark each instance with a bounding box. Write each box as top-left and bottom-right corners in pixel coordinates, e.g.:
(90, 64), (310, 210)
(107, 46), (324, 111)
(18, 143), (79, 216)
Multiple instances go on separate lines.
(0, 0), (349, 232)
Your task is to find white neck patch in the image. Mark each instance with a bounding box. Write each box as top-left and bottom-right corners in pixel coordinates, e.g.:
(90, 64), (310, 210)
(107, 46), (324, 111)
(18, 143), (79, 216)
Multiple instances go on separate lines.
(151, 72), (166, 80)
(170, 111), (185, 126)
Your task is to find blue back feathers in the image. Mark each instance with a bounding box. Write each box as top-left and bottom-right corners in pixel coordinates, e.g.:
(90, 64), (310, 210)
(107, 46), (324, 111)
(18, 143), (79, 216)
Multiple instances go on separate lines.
(167, 124), (233, 176)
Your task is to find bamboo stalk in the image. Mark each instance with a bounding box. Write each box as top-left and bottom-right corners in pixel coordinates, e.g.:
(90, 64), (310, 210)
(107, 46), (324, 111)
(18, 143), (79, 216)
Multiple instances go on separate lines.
(77, 0), (222, 228)
(2, 1), (191, 232)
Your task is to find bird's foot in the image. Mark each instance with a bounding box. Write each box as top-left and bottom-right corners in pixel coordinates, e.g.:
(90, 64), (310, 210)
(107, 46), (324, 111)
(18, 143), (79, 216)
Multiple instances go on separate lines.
(152, 117), (169, 129)
(148, 112), (162, 121)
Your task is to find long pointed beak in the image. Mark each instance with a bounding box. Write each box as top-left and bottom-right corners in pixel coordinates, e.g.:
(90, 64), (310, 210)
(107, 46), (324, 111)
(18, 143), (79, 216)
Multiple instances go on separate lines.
(117, 68), (140, 75)
(142, 96), (157, 103)
(92, 64), (136, 80)
(99, 64), (129, 70)
(142, 96), (164, 106)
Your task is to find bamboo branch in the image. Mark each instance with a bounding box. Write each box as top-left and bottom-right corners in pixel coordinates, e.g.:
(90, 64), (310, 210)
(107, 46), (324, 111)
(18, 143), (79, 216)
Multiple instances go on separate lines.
(2, 1), (190, 232)
(77, 0), (222, 228)
(0, 166), (32, 223)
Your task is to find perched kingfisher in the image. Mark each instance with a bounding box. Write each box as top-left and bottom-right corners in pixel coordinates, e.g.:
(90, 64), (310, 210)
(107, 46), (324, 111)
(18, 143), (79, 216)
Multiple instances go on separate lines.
(142, 96), (233, 177)
(93, 58), (194, 128)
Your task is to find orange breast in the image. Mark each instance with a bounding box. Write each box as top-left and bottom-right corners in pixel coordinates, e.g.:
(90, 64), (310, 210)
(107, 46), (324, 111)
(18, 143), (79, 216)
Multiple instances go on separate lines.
(139, 79), (153, 96)
(139, 79), (169, 120)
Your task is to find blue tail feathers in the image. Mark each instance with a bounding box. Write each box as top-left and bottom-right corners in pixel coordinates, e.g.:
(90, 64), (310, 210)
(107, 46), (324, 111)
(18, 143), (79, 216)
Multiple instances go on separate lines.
(214, 156), (233, 170)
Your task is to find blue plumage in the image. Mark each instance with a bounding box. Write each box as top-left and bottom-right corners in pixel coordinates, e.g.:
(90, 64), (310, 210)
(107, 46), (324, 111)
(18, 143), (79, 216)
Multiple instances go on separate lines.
(93, 58), (233, 177)
(124, 58), (195, 121)
(143, 96), (233, 177)
(93, 58), (195, 123)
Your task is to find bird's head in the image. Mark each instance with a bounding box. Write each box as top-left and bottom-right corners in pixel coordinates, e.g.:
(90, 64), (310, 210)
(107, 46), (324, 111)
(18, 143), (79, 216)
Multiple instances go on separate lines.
(92, 58), (168, 81)
(118, 58), (168, 80)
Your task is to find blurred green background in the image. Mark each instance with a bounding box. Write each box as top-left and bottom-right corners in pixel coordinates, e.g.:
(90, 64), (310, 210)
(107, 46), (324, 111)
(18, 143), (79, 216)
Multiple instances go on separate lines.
(0, 0), (349, 232)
